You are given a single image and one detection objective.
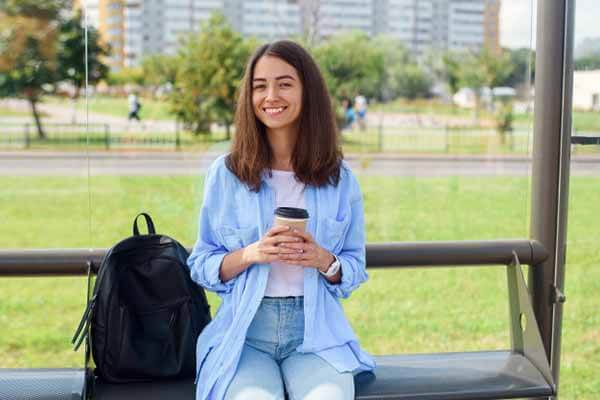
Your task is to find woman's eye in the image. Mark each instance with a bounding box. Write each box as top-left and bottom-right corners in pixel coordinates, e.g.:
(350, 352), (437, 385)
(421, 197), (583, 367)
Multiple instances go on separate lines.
(280, 82), (292, 88)
(253, 85), (266, 90)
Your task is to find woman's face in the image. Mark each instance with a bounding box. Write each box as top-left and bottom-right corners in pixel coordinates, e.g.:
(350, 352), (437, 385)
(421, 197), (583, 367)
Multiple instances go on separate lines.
(252, 55), (303, 132)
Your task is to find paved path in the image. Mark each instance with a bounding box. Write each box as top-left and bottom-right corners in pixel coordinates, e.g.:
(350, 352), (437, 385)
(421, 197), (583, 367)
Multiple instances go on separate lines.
(1, 98), (486, 134)
(1, 151), (599, 177)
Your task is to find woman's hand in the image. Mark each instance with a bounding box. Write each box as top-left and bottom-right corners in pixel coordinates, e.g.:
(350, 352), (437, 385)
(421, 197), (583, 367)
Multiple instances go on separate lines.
(276, 229), (334, 272)
(242, 225), (304, 265)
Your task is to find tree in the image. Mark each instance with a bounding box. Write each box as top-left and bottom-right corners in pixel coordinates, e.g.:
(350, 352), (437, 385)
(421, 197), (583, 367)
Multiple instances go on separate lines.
(313, 31), (385, 102)
(302, 0), (322, 48)
(574, 54), (600, 71)
(107, 67), (145, 87)
(57, 9), (109, 122)
(141, 54), (179, 97)
(442, 51), (462, 98)
(57, 9), (109, 99)
(0, 1), (62, 138)
(172, 13), (253, 138)
(374, 36), (431, 101)
(458, 47), (513, 124)
(501, 47), (535, 88)
(495, 100), (514, 144)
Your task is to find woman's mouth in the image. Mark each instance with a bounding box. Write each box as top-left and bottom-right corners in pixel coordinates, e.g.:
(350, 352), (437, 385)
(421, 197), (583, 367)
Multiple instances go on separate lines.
(263, 106), (287, 116)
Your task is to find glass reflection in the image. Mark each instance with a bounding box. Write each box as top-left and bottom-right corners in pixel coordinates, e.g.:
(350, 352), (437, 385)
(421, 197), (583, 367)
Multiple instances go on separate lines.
(561, 0), (600, 397)
(0, 0), (557, 377)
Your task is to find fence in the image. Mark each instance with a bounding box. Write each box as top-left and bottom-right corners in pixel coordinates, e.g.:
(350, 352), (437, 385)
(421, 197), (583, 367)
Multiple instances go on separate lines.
(2, 122), (599, 156)
(341, 125), (534, 154)
(0, 122), (228, 150)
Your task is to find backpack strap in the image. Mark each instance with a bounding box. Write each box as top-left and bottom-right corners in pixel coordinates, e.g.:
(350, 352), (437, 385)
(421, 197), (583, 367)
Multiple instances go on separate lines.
(72, 262), (96, 354)
(133, 213), (156, 236)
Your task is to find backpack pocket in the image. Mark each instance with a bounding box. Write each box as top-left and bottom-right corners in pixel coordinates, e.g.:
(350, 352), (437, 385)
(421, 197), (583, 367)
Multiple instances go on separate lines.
(114, 298), (194, 379)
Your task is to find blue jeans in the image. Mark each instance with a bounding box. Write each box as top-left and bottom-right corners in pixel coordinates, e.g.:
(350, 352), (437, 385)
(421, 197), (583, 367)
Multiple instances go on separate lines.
(224, 296), (354, 400)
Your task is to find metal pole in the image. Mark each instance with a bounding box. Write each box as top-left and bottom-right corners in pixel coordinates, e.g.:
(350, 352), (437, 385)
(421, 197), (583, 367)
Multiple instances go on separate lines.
(175, 118), (181, 151)
(0, 240), (548, 277)
(24, 123), (30, 149)
(377, 112), (384, 152)
(530, 0), (574, 397)
(104, 124), (110, 150)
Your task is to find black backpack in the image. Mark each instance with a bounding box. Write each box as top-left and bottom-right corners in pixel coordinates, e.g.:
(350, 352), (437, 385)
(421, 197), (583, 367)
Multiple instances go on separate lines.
(72, 213), (211, 383)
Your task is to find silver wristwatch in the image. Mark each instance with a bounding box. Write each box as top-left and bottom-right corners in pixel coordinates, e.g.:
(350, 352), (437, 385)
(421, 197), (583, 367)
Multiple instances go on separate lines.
(320, 254), (341, 277)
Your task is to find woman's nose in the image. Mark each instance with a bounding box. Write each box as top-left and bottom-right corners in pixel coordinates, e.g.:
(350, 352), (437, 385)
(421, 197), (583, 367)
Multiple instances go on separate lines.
(266, 85), (279, 101)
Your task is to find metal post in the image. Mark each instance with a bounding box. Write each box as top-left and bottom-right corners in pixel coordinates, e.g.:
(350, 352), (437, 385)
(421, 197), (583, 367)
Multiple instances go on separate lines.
(24, 123), (30, 149)
(104, 124), (110, 150)
(530, 0), (574, 397)
(377, 113), (383, 152)
(175, 118), (181, 151)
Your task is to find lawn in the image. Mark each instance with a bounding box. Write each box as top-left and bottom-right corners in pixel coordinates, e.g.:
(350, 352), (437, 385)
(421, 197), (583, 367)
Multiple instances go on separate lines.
(0, 106), (32, 117)
(43, 94), (177, 120)
(373, 98), (600, 132)
(0, 175), (598, 398)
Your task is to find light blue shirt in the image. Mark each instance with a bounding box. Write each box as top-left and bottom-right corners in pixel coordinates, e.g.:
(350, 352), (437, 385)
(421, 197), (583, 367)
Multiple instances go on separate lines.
(187, 154), (376, 400)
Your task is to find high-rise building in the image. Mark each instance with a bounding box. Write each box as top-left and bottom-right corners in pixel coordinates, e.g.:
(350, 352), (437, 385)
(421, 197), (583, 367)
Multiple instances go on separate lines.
(90, 0), (126, 70)
(302, 0), (374, 42)
(87, 0), (222, 70)
(376, 0), (500, 57)
(86, 0), (500, 69)
(483, 0), (501, 54)
(238, 0), (301, 40)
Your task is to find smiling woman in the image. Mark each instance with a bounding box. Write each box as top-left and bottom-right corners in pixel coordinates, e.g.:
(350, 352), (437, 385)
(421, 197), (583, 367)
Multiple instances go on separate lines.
(187, 40), (371, 400)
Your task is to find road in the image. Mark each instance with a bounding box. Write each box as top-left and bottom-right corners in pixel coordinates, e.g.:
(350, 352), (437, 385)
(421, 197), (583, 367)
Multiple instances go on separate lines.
(1, 151), (599, 177)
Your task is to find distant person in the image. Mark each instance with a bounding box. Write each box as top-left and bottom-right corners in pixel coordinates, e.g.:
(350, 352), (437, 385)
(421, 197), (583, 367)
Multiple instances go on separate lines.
(127, 93), (142, 121)
(342, 98), (355, 130)
(354, 94), (367, 131)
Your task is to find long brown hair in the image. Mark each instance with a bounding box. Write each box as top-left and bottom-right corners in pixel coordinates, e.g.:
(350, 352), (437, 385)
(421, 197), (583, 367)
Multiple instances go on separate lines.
(226, 40), (342, 192)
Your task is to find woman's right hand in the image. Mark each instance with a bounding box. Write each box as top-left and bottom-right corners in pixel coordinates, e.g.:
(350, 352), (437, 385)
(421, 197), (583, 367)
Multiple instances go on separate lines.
(243, 225), (304, 265)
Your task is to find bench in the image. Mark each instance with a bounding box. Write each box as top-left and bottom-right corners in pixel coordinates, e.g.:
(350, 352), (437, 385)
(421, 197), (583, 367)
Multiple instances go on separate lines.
(0, 352), (552, 400)
(0, 242), (556, 399)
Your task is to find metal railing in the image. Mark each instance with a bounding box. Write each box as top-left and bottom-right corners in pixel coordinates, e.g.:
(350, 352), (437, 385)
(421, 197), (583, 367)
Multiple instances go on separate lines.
(0, 240), (548, 277)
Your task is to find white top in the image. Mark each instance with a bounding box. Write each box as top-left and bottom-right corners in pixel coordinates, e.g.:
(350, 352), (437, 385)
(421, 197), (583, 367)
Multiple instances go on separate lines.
(355, 95), (367, 111)
(264, 169), (306, 297)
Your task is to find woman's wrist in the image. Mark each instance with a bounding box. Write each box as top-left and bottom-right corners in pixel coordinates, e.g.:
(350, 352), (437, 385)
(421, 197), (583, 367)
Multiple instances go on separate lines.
(319, 252), (335, 272)
(240, 244), (256, 269)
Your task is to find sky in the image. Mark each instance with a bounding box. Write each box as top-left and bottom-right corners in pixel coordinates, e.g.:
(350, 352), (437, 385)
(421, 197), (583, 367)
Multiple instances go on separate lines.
(500, 0), (599, 49)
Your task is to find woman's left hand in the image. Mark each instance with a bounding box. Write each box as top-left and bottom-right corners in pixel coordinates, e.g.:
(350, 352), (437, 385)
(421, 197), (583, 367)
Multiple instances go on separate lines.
(276, 228), (334, 272)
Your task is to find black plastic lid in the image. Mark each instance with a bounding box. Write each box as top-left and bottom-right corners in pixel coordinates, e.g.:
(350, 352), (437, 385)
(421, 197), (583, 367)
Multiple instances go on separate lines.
(274, 207), (309, 219)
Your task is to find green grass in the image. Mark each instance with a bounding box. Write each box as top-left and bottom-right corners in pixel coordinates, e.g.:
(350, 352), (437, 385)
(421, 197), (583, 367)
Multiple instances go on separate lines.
(0, 106), (32, 117)
(371, 98), (482, 117)
(373, 99), (600, 132)
(341, 127), (533, 154)
(43, 94), (177, 120)
(0, 175), (599, 398)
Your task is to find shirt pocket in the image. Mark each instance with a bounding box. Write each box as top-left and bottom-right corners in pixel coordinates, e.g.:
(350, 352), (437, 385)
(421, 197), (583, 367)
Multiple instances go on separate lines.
(217, 226), (259, 252)
(320, 216), (350, 253)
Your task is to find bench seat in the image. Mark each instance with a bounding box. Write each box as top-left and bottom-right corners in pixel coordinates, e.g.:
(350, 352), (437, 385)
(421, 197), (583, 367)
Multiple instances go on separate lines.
(0, 368), (86, 400)
(0, 352), (554, 400)
(91, 351), (553, 400)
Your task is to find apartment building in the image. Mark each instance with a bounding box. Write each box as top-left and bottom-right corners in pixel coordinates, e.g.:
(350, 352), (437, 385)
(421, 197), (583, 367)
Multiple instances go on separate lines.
(377, 0), (500, 57)
(86, 0), (500, 69)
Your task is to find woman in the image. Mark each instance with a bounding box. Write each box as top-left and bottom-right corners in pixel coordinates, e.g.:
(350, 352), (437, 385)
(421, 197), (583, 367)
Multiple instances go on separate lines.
(188, 40), (375, 400)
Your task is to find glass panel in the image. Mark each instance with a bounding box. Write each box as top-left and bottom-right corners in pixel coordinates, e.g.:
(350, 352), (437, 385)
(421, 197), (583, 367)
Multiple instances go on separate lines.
(0, 1), (90, 368)
(1, 0), (542, 375)
(561, 0), (600, 397)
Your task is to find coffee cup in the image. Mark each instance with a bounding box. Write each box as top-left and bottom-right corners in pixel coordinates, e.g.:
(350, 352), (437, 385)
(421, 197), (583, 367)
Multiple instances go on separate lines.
(273, 207), (309, 232)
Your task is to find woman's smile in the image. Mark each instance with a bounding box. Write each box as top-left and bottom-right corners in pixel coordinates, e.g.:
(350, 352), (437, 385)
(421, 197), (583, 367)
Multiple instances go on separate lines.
(263, 106), (287, 116)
